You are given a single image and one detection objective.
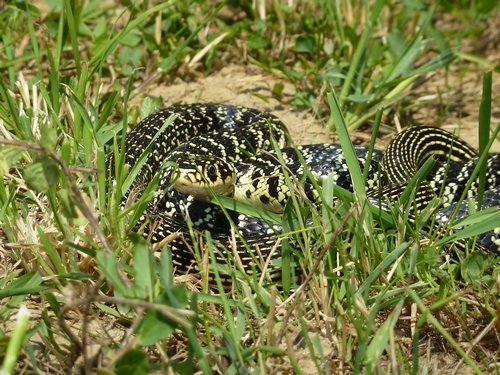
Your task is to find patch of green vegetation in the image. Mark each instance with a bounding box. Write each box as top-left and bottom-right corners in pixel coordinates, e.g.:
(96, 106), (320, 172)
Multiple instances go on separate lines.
(0, 0), (499, 373)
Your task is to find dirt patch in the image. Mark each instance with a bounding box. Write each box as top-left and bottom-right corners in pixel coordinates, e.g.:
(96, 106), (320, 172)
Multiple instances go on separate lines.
(137, 63), (329, 145)
(137, 63), (500, 152)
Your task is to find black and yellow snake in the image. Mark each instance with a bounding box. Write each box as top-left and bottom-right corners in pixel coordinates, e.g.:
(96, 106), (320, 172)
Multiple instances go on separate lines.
(117, 103), (500, 282)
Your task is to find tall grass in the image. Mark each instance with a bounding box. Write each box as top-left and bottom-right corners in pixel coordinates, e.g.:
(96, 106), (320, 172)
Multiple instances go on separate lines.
(0, 0), (499, 373)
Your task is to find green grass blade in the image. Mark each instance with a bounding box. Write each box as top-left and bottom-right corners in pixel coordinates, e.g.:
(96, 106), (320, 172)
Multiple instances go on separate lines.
(477, 71), (492, 209)
(64, 0), (81, 75)
(327, 91), (367, 199)
(355, 243), (410, 297)
(338, 0), (385, 103)
(435, 210), (500, 247)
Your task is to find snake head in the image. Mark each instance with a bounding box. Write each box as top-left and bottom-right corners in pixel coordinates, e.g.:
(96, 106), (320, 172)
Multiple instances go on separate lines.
(172, 155), (236, 202)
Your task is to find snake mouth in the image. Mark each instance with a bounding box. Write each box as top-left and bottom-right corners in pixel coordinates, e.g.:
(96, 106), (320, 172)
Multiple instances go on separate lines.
(174, 181), (214, 202)
(174, 177), (235, 202)
(172, 155), (237, 202)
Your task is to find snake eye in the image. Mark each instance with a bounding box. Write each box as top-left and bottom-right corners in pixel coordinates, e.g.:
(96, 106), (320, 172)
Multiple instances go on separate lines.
(207, 165), (217, 178)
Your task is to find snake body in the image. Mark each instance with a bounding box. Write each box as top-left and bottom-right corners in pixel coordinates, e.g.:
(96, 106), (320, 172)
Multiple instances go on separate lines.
(119, 104), (500, 282)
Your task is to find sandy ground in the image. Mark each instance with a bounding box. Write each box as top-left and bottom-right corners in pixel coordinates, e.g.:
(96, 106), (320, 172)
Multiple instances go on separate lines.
(134, 64), (328, 145)
(135, 63), (500, 152)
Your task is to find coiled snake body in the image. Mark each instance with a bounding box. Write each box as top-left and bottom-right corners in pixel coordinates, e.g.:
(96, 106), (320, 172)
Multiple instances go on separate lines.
(119, 104), (500, 283)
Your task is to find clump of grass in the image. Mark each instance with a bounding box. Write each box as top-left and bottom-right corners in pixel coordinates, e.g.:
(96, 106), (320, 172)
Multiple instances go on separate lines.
(1, 0), (499, 374)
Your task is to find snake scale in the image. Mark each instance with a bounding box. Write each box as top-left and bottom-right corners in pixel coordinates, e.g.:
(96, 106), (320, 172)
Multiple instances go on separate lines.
(118, 103), (500, 283)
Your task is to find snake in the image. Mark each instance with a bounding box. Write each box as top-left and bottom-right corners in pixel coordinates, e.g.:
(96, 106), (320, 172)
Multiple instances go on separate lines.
(117, 103), (500, 283)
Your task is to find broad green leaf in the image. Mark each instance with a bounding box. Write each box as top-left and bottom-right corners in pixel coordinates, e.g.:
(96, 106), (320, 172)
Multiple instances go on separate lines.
(115, 349), (149, 375)
(132, 240), (154, 301)
(136, 309), (176, 346)
(0, 146), (24, 174)
(246, 35), (270, 49)
(57, 188), (80, 220)
(293, 35), (317, 54)
(461, 252), (493, 282)
(40, 123), (57, 151)
(96, 251), (130, 298)
(24, 157), (59, 192)
(387, 30), (407, 57)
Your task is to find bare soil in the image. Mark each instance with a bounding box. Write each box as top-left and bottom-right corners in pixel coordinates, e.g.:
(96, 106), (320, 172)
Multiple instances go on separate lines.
(138, 62), (500, 151)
